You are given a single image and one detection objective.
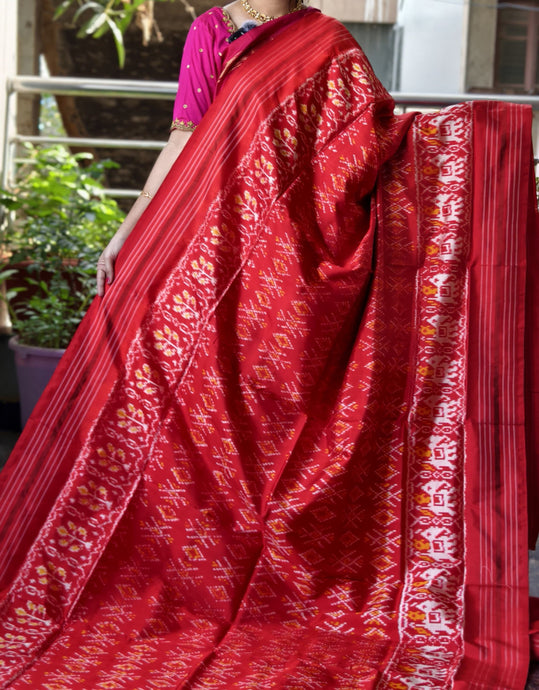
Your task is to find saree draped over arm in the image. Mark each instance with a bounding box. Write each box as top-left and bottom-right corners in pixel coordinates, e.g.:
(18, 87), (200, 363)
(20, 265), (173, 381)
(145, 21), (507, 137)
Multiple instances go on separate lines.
(0, 9), (537, 689)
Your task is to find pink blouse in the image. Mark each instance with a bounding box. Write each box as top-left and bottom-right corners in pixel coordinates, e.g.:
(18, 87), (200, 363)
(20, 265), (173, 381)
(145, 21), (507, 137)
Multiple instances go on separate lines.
(171, 8), (236, 132)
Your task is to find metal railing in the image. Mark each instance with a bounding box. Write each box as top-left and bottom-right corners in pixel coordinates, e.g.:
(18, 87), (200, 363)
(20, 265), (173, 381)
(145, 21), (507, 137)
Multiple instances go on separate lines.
(393, 91), (539, 109)
(4, 75), (539, 196)
(3, 76), (178, 197)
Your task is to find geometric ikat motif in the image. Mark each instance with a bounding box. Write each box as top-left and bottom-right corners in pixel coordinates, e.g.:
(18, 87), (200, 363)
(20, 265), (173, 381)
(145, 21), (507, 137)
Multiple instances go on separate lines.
(0, 16), (491, 687)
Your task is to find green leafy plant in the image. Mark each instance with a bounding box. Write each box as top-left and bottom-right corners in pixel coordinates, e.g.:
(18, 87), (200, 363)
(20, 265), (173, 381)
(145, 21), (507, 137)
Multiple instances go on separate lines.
(0, 144), (125, 349)
(53, 0), (190, 68)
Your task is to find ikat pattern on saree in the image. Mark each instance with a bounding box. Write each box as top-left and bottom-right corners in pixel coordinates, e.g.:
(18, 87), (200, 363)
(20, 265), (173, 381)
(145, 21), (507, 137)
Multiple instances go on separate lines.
(377, 105), (472, 689)
(0, 48), (473, 690)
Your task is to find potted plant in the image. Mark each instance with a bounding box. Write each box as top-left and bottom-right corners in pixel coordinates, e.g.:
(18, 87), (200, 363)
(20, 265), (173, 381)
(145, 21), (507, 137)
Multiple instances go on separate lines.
(0, 143), (125, 425)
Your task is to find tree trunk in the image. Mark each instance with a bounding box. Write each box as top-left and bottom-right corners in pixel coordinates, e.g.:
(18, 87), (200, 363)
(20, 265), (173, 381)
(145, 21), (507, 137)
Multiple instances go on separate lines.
(39, 1), (217, 195)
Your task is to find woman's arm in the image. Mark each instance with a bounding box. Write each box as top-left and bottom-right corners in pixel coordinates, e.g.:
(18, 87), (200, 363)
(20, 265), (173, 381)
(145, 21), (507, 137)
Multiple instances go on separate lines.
(96, 127), (192, 297)
(96, 10), (227, 297)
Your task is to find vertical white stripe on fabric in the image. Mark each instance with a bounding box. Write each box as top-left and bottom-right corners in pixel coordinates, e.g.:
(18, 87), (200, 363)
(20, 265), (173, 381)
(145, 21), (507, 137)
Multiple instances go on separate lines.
(469, 103), (527, 690)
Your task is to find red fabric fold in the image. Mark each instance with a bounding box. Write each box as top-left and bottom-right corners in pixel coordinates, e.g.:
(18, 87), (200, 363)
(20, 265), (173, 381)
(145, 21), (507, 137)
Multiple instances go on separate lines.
(0, 11), (536, 689)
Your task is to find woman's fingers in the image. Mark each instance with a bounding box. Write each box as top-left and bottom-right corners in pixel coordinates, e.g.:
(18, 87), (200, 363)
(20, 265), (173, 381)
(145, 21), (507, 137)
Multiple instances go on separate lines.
(96, 230), (128, 296)
(96, 257), (107, 297)
(103, 252), (115, 287)
(96, 251), (116, 297)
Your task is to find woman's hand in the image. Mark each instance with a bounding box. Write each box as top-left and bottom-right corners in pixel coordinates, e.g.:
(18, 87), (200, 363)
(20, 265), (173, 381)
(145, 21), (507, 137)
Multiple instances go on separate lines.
(96, 230), (128, 297)
(96, 129), (193, 298)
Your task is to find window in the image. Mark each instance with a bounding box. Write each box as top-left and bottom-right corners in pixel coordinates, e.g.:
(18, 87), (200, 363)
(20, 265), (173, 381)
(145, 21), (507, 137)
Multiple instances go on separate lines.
(495, 2), (539, 93)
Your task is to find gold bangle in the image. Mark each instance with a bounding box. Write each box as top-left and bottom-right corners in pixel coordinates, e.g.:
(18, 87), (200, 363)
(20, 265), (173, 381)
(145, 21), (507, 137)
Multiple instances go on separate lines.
(139, 190), (153, 199)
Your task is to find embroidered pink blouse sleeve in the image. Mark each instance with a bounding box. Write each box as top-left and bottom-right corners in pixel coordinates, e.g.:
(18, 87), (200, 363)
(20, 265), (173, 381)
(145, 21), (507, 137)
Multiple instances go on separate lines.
(171, 15), (226, 132)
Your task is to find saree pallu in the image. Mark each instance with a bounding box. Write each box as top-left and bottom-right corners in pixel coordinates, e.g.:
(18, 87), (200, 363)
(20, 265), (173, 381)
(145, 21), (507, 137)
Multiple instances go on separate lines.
(0, 10), (537, 689)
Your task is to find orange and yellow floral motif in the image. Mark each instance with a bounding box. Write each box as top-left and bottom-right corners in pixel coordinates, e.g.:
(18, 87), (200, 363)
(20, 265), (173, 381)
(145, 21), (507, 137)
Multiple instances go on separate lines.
(14, 601), (50, 628)
(153, 325), (181, 358)
(95, 444), (126, 472)
(190, 256), (215, 285)
(77, 481), (110, 512)
(117, 403), (145, 433)
(56, 521), (89, 552)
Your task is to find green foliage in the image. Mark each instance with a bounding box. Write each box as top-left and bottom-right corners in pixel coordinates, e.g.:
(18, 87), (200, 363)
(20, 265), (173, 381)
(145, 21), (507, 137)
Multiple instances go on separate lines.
(53, 0), (173, 68)
(39, 93), (66, 137)
(0, 144), (125, 349)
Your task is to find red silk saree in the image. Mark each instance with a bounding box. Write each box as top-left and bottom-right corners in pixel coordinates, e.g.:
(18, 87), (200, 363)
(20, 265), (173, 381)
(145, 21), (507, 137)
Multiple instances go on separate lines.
(0, 10), (537, 689)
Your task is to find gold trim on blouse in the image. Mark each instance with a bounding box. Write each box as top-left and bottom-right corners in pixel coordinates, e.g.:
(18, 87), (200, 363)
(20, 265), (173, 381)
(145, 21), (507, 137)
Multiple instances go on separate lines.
(170, 119), (197, 132)
(221, 8), (236, 34)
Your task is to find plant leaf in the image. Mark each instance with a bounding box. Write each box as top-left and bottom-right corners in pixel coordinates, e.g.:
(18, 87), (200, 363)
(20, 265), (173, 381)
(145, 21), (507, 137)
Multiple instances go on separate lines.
(53, 0), (74, 20)
(72, 1), (105, 24)
(78, 11), (109, 36)
(105, 16), (126, 68)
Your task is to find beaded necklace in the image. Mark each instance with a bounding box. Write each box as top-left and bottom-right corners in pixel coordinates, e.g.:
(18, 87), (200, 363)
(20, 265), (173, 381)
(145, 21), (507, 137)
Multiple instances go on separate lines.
(240, 0), (304, 23)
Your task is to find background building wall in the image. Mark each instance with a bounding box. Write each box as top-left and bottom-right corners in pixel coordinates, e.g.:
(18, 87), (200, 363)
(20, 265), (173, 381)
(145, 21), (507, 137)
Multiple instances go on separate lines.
(397, 0), (466, 94)
(310, 0), (399, 89)
(346, 23), (399, 90)
(0, 0), (18, 335)
(464, 0), (497, 91)
(309, 0), (397, 23)
(310, 0), (466, 94)
(0, 0), (19, 182)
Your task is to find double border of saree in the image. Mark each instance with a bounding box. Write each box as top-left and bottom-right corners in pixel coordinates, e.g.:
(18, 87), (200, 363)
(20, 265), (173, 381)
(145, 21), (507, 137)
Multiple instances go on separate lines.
(0, 9), (536, 689)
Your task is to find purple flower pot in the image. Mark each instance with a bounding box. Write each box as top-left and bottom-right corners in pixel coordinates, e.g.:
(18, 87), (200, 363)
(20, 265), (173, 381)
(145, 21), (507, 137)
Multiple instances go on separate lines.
(8, 337), (64, 427)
